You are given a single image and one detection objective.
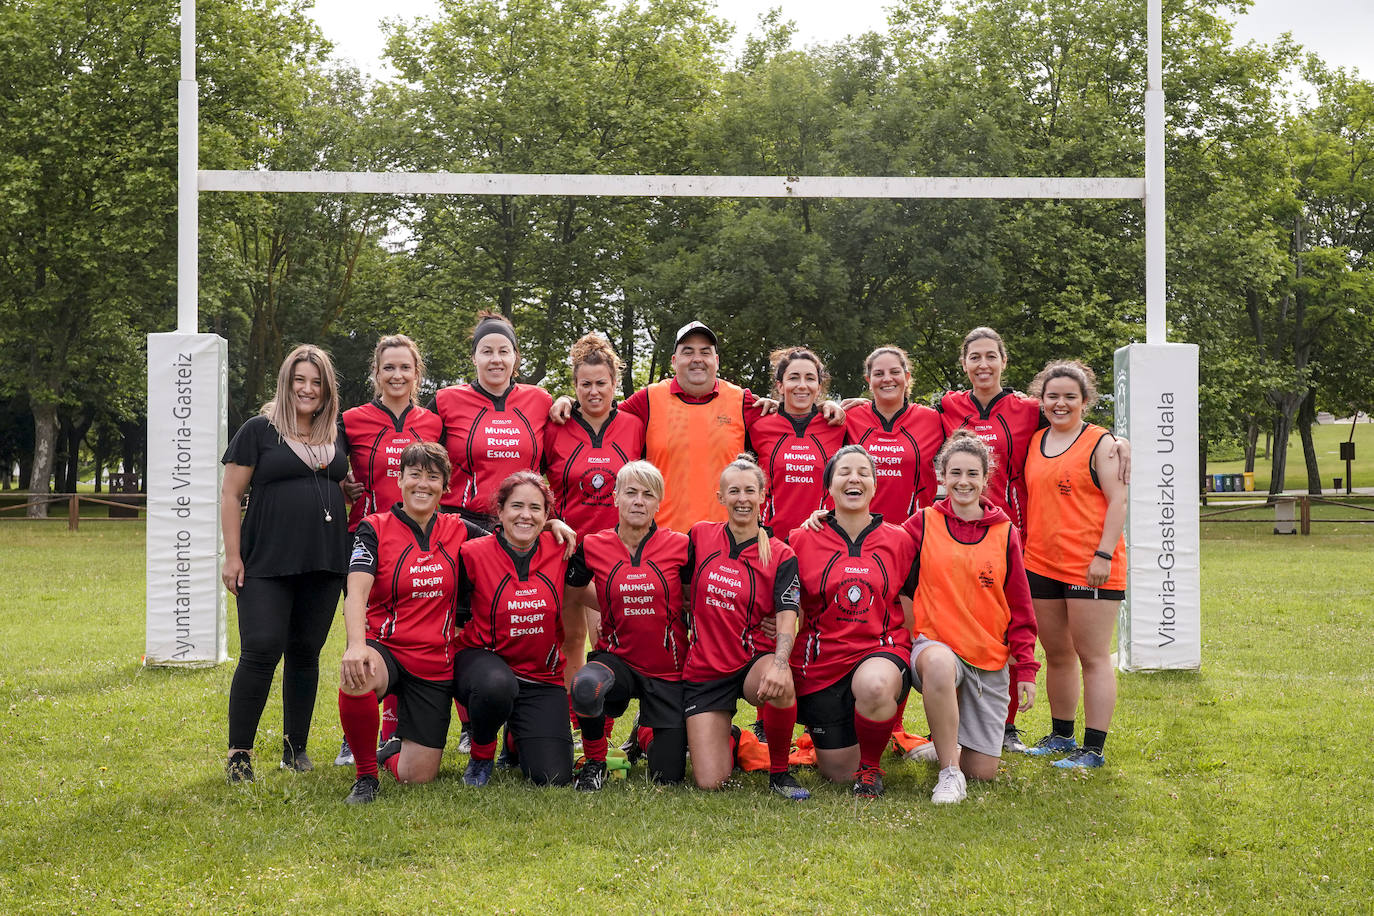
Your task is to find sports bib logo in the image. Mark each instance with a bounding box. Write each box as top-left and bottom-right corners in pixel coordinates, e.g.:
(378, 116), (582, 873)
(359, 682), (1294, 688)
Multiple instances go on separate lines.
(977, 562), (995, 588)
(1057, 475), (1073, 495)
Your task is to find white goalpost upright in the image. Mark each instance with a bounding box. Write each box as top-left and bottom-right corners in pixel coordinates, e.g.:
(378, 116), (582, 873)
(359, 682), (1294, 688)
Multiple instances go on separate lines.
(145, 0), (1200, 671)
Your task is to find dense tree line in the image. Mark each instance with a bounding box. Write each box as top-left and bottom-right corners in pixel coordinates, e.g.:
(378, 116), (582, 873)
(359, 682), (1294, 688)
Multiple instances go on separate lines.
(2, 0), (1371, 513)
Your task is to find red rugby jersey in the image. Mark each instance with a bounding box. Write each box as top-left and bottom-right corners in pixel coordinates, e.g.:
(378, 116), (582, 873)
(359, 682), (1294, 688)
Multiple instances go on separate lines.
(433, 382), (553, 514)
(788, 516), (916, 695)
(682, 522), (801, 682)
(937, 388), (1044, 532)
(543, 406), (645, 538)
(341, 401), (444, 532)
(575, 524), (689, 680)
(349, 508), (483, 681)
(844, 400), (945, 523)
(456, 530), (572, 686)
(747, 408), (846, 540)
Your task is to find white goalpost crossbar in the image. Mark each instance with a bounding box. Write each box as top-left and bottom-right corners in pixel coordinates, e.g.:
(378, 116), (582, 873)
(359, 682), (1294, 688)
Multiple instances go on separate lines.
(146, 0), (1198, 673)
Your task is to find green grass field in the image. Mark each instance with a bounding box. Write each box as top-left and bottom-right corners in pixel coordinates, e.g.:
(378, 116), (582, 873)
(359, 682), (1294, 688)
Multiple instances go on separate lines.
(1, 520), (1371, 913)
(1207, 420), (1374, 492)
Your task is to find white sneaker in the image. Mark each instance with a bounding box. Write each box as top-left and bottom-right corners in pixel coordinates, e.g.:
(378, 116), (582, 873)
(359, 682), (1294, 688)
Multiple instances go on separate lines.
(931, 765), (967, 804)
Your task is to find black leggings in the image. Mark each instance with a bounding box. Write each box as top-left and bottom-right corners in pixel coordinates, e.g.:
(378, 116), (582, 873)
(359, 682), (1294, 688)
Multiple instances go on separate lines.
(573, 655), (687, 785)
(453, 648), (573, 786)
(228, 571), (342, 752)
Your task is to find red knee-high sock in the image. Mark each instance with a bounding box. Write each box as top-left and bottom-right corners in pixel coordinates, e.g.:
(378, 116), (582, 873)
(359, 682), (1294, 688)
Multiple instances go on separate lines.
(338, 690), (380, 779)
(1005, 661), (1020, 724)
(470, 739), (497, 761)
(856, 710), (901, 769)
(760, 703), (797, 775)
(637, 724), (654, 754)
(579, 714), (608, 762)
(380, 693), (399, 742)
(892, 695), (909, 735)
(569, 693), (580, 730)
(454, 699), (469, 726)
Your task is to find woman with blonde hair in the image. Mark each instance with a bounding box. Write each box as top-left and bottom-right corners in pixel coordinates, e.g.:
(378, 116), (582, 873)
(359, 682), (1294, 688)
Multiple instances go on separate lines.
(221, 344), (350, 782)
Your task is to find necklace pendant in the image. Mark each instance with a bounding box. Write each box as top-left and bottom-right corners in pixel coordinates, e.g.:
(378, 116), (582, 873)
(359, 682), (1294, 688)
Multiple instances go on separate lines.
(324, 510), (333, 523)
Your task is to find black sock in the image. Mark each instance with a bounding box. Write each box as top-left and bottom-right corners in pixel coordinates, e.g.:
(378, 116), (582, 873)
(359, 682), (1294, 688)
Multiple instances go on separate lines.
(1083, 728), (1107, 754)
(1052, 717), (1075, 739)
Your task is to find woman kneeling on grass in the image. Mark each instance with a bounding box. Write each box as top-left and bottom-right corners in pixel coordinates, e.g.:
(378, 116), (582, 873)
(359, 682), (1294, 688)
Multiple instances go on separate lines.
(565, 461), (690, 790)
(337, 442), (489, 803)
(788, 445), (917, 799)
(1021, 361), (1126, 770)
(683, 455), (809, 800)
(452, 472), (587, 787)
(905, 431), (1039, 803)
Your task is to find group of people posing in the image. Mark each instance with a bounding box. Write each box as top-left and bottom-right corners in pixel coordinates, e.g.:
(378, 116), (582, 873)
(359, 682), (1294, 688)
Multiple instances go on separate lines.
(221, 315), (1129, 807)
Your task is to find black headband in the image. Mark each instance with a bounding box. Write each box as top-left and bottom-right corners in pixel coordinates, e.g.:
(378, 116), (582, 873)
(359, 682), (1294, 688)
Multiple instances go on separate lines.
(472, 319), (518, 354)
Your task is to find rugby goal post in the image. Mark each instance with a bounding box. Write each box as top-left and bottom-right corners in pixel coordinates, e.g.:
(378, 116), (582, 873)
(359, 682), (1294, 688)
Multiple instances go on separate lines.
(144, 0), (1199, 672)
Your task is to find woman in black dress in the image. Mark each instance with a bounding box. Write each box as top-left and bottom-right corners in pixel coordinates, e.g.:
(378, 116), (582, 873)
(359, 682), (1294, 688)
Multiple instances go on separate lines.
(221, 345), (351, 782)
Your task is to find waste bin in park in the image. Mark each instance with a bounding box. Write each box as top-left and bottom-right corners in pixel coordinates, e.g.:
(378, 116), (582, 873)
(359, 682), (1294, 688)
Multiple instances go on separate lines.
(1243, 471), (1255, 491)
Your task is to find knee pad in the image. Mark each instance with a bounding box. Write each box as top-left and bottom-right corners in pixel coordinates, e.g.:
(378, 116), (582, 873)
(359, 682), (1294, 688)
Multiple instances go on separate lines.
(570, 661), (616, 718)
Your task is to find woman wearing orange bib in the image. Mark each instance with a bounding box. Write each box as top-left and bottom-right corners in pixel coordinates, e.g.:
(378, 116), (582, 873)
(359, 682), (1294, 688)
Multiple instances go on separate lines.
(1021, 361), (1126, 769)
(905, 431), (1039, 804)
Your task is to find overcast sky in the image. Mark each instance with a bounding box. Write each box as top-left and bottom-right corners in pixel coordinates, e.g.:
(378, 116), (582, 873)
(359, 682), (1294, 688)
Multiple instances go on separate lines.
(306, 0), (1374, 81)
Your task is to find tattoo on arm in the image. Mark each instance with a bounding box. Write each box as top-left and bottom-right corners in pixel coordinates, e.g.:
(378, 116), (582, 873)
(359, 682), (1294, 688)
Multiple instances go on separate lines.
(774, 631), (794, 665)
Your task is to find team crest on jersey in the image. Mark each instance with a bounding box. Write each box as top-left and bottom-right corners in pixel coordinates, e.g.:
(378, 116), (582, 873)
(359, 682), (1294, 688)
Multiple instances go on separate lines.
(977, 562), (995, 588)
(780, 576), (801, 608)
(1057, 475), (1073, 495)
(834, 575), (875, 619)
(579, 467), (614, 504)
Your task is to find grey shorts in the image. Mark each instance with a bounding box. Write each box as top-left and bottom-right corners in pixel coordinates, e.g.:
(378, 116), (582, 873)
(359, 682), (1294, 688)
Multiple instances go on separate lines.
(910, 635), (1010, 758)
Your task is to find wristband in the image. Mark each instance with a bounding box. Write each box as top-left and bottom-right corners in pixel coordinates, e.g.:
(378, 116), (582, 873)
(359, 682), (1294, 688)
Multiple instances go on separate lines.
(1093, 549), (1113, 561)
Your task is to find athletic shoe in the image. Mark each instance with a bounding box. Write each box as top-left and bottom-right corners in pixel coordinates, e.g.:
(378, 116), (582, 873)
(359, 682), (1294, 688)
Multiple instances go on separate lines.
(280, 747), (313, 774)
(931, 765), (967, 804)
(768, 771), (811, 801)
(226, 751), (254, 784)
(620, 713), (643, 765)
(345, 774), (379, 805)
(905, 736), (941, 763)
(575, 759), (608, 792)
(1002, 726), (1030, 754)
(751, 718), (768, 742)
(334, 739), (355, 767)
(496, 730), (519, 770)
(463, 757), (494, 787)
(852, 764), (884, 798)
(1025, 733), (1078, 757)
(456, 725), (472, 756)
(1052, 748), (1105, 769)
(376, 736), (402, 769)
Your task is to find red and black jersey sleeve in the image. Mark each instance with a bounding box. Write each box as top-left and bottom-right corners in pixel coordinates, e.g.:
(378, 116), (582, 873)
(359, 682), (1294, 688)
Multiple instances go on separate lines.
(682, 522), (799, 681)
(433, 383), (552, 514)
(356, 509), (479, 681)
(455, 529), (571, 686)
(581, 524), (690, 679)
(747, 408), (846, 539)
(937, 389), (1042, 531)
(789, 517), (915, 695)
(342, 401), (444, 531)
(543, 407), (645, 538)
(844, 401), (945, 524)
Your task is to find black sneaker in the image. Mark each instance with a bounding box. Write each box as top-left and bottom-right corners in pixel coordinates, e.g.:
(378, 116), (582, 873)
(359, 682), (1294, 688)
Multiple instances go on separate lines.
(280, 742), (313, 773)
(852, 764), (884, 798)
(768, 770), (811, 801)
(345, 774), (380, 804)
(376, 736), (402, 769)
(575, 759), (608, 792)
(226, 750), (254, 784)
(496, 730), (519, 770)
(620, 713), (642, 765)
(751, 718), (768, 742)
(456, 725), (472, 755)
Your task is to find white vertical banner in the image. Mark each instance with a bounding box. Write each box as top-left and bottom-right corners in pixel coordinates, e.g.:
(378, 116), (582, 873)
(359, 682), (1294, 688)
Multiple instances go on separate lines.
(145, 333), (229, 666)
(1114, 343), (1201, 671)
